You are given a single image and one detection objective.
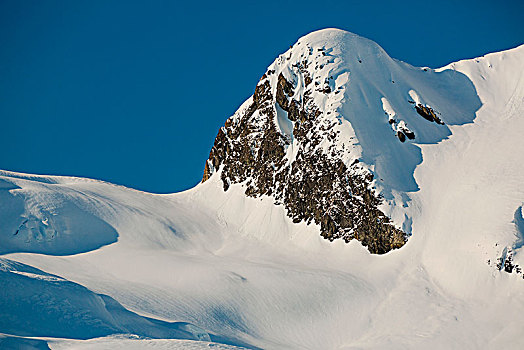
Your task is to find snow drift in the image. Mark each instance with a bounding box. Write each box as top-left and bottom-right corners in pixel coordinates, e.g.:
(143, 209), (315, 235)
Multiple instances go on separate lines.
(1, 29), (523, 349)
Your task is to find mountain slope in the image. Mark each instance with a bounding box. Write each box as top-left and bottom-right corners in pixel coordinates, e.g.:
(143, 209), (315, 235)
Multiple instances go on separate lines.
(1, 29), (523, 349)
(202, 29), (482, 254)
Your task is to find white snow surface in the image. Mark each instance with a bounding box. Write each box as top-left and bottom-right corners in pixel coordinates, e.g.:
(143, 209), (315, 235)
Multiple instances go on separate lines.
(1, 29), (524, 349)
(48, 336), (248, 350)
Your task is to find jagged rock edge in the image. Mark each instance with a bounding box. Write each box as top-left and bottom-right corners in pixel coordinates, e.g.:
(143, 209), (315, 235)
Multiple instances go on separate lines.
(202, 63), (407, 254)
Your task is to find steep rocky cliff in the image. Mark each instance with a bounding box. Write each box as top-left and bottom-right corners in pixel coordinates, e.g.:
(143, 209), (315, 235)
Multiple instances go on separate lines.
(2, 28), (522, 350)
(201, 29), (480, 254)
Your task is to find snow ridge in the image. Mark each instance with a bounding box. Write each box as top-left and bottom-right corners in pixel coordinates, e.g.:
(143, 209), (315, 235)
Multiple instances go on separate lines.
(1, 29), (524, 350)
(202, 28), (481, 252)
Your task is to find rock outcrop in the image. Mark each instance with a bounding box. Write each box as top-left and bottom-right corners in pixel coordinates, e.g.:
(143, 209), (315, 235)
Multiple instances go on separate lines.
(415, 104), (444, 124)
(202, 44), (407, 254)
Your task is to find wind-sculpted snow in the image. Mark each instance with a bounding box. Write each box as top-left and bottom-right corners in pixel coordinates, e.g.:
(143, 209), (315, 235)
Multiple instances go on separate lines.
(1, 29), (523, 350)
(0, 334), (51, 350)
(202, 29), (481, 251)
(513, 206), (524, 250)
(0, 258), (122, 339)
(0, 175), (118, 255)
(492, 206), (524, 277)
(338, 48), (482, 196)
(0, 258), (252, 348)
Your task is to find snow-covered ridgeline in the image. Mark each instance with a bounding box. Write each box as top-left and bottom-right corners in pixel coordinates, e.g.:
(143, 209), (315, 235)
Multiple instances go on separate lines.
(0, 29), (523, 349)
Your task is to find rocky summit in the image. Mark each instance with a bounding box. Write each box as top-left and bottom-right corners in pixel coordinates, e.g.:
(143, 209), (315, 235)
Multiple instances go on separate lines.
(201, 29), (480, 254)
(2, 27), (523, 350)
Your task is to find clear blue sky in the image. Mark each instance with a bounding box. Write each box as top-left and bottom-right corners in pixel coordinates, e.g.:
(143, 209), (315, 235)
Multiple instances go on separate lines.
(1, 0), (522, 193)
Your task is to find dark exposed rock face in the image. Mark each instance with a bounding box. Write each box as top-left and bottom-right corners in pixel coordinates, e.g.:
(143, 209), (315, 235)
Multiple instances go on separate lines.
(404, 129), (416, 140)
(415, 104), (444, 124)
(202, 68), (406, 254)
(495, 247), (523, 277)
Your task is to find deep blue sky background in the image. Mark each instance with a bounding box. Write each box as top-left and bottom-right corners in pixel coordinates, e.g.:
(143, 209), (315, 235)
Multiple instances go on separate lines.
(1, 0), (523, 193)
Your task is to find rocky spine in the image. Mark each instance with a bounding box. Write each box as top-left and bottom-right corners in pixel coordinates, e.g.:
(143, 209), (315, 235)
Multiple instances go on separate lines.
(202, 43), (407, 254)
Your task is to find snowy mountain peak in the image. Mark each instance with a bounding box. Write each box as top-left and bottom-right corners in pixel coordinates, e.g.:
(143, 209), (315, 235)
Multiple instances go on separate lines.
(294, 28), (386, 54)
(201, 28), (481, 254)
(1, 29), (524, 349)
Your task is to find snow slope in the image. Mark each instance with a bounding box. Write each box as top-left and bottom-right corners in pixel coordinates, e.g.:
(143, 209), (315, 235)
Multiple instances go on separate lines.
(1, 29), (523, 349)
